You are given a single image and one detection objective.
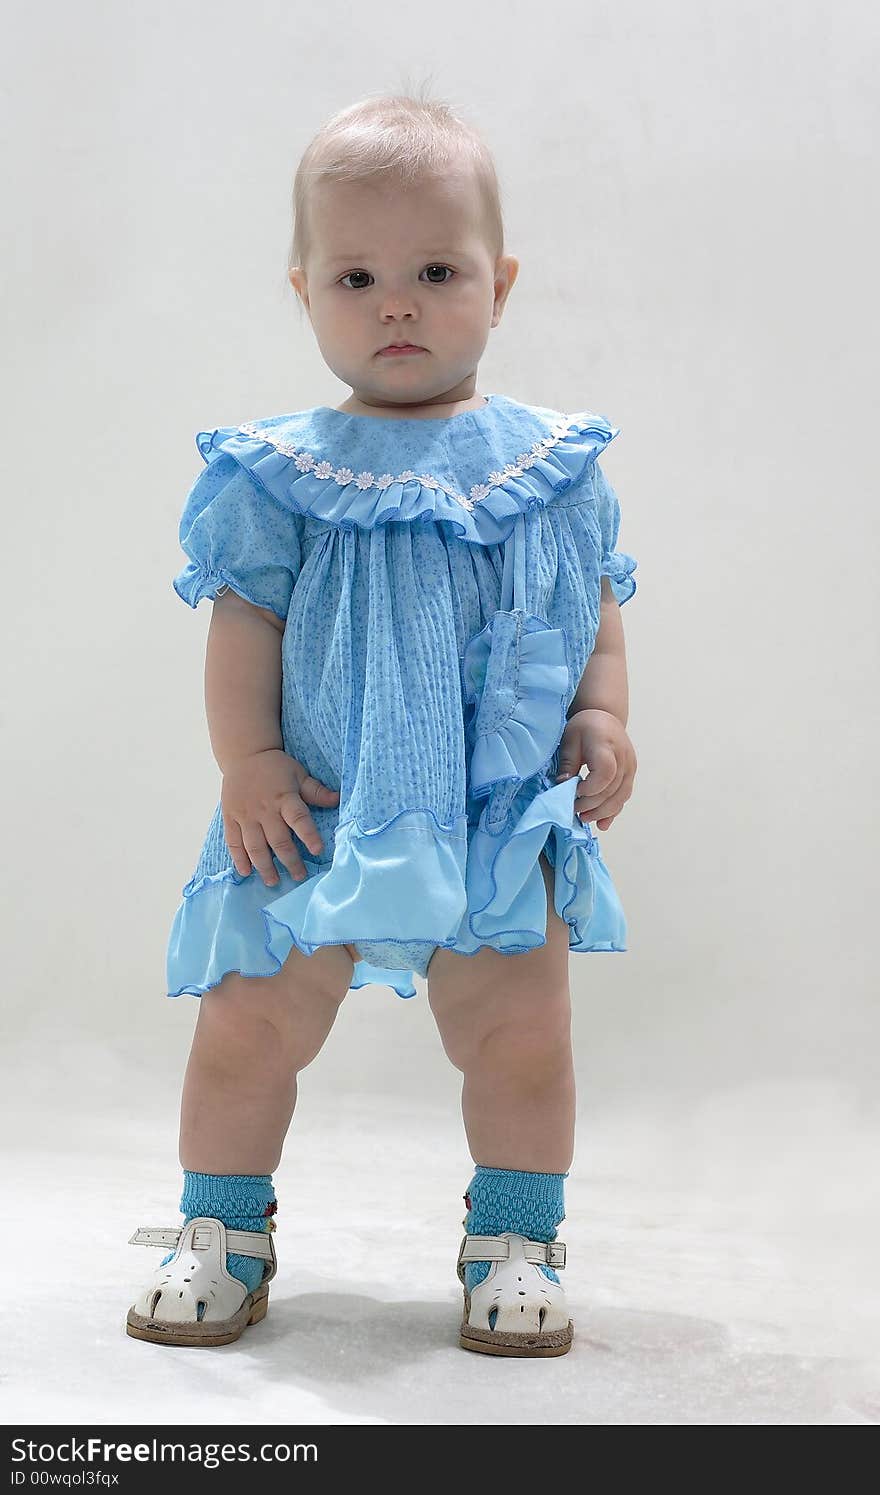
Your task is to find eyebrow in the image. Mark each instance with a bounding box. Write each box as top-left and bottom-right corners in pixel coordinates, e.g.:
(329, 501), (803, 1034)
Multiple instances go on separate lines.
(323, 249), (477, 266)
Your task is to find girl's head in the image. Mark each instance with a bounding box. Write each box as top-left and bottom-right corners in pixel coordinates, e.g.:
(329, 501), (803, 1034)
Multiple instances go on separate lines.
(288, 91), (519, 411)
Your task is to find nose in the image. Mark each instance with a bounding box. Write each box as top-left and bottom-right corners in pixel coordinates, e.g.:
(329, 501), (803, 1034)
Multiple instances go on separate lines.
(379, 291), (418, 318)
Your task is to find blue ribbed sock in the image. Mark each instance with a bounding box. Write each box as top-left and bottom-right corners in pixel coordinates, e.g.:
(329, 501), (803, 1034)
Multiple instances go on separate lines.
(463, 1165), (568, 1296)
(159, 1171), (276, 1294)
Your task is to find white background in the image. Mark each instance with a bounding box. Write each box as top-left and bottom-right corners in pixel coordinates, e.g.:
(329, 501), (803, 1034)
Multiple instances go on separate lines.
(2, 0), (878, 1424)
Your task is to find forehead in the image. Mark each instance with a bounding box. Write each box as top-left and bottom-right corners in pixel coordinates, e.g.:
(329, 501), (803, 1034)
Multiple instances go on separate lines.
(308, 172), (486, 259)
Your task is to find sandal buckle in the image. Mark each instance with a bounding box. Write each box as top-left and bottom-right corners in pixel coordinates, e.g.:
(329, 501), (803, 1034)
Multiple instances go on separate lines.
(455, 1233), (567, 1282)
(128, 1227), (181, 1249)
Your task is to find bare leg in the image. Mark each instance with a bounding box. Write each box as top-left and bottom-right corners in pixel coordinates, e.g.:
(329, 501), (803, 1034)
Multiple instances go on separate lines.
(426, 852), (575, 1172)
(178, 942), (357, 1175)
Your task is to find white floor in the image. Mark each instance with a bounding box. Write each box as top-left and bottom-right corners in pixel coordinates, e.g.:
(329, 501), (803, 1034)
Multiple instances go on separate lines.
(3, 1017), (880, 1426)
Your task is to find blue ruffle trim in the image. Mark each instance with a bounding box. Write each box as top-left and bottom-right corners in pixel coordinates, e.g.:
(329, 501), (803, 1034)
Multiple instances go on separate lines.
(463, 774), (627, 953)
(602, 551), (638, 606)
(192, 409), (619, 546)
(458, 602), (627, 956)
(462, 609), (571, 792)
(171, 564), (278, 615)
(166, 784), (625, 1004)
(167, 808), (470, 1001)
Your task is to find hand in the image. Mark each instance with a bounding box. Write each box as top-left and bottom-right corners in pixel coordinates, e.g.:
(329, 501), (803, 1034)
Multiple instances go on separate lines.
(554, 709), (637, 831)
(221, 748), (341, 886)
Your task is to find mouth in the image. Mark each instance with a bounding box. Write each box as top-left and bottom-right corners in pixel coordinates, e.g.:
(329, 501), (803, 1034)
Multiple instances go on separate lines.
(377, 343), (426, 356)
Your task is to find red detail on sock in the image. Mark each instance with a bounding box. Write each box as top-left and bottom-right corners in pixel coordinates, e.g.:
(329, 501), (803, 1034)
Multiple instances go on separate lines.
(464, 1192), (472, 1211)
(263, 1200), (278, 1217)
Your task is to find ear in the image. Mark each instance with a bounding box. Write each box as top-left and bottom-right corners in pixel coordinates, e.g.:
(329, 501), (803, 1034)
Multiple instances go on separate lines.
(288, 266), (309, 311)
(491, 255), (519, 325)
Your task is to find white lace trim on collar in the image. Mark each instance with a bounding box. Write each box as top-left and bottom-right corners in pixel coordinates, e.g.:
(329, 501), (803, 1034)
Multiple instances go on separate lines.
(236, 413), (582, 513)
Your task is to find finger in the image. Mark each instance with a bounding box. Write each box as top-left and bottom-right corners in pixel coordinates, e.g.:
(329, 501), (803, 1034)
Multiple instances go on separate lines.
(556, 753), (594, 782)
(554, 742), (590, 782)
(264, 815), (310, 883)
(223, 819), (253, 879)
(577, 795), (624, 826)
(576, 763), (625, 811)
(576, 741), (633, 803)
(573, 765), (621, 813)
(279, 791), (324, 856)
(576, 772), (631, 825)
(555, 748), (596, 782)
(574, 747), (619, 803)
(240, 821), (281, 888)
(298, 774), (341, 805)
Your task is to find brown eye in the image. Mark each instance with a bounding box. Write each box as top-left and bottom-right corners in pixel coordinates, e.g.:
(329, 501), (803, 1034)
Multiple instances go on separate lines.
(339, 271), (372, 289)
(422, 265), (454, 284)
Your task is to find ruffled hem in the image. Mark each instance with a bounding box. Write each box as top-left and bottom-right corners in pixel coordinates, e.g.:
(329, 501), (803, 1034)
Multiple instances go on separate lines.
(166, 865), (424, 1000)
(462, 774), (628, 954)
(193, 405), (619, 546)
(166, 781), (626, 1003)
(167, 809), (470, 1002)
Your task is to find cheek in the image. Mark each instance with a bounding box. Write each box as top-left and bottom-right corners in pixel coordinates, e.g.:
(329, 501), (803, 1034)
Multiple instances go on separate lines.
(442, 291), (489, 335)
(312, 306), (362, 353)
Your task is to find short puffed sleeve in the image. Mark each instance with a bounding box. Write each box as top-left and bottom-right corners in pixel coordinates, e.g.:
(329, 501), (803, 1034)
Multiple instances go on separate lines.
(593, 459), (637, 606)
(172, 451), (303, 621)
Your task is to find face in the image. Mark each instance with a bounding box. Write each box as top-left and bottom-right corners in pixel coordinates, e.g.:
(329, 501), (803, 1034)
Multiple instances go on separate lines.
(288, 170), (519, 413)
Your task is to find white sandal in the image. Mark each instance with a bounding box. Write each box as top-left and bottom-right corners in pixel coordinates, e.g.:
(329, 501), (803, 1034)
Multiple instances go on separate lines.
(126, 1216), (277, 1347)
(457, 1231), (574, 1356)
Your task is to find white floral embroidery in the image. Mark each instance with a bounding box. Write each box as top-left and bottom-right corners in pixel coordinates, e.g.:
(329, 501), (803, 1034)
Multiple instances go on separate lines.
(236, 413), (581, 513)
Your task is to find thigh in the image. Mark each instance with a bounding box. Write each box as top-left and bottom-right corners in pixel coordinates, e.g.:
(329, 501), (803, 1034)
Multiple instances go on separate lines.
(426, 850), (571, 1059)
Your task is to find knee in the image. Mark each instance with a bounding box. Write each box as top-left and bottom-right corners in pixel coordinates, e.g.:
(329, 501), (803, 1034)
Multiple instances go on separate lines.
(197, 971), (340, 1068)
(432, 986), (572, 1077)
(196, 983), (287, 1059)
(476, 1013), (573, 1079)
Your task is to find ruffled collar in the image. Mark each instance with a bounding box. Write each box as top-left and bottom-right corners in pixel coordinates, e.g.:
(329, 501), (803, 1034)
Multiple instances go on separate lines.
(195, 392), (620, 544)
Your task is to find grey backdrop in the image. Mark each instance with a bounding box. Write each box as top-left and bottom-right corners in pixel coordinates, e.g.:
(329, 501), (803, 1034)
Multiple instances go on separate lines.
(2, 0), (878, 1425)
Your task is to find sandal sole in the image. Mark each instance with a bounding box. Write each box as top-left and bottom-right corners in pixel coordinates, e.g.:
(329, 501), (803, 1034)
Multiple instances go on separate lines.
(459, 1290), (574, 1357)
(125, 1284), (269, 1347)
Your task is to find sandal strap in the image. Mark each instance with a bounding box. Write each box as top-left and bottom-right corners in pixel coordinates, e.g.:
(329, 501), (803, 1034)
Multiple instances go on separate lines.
(128, 1224), (275, 1262)
(457, 1233), (567, 1274)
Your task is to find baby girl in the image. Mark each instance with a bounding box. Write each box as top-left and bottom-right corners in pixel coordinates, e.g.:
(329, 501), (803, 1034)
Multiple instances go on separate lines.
(126, 89), (638, 1358)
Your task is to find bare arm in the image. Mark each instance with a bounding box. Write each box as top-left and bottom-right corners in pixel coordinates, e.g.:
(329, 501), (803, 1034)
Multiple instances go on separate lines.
(204, 589), (286, 774)
(566, 575), (629, 729)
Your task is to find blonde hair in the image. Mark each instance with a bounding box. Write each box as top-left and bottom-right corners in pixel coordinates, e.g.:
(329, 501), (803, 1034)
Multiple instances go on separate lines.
(287, 85), (505, 284)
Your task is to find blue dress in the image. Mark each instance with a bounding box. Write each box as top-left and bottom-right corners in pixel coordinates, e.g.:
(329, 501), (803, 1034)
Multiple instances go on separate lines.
(166, 392), (638, 1001)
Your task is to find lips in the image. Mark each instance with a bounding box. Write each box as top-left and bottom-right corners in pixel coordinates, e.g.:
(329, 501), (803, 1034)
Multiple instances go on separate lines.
(378, 342), (424, 352)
